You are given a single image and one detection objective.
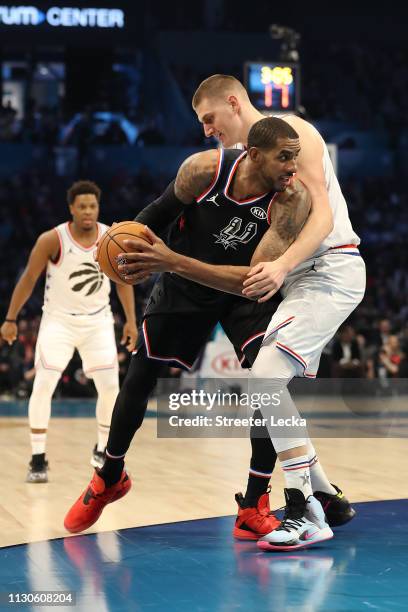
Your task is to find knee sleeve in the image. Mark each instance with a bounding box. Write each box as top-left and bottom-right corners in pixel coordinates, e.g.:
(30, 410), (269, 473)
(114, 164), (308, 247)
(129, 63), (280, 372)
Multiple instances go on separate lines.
(28, 365), (61, 429)
(92, 368), (120, 427)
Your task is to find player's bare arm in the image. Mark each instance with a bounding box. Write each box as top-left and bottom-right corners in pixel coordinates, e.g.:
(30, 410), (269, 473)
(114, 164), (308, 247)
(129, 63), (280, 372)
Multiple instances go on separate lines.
(0, 230), (60, 345)
(242, 117), (333, 302)
(114, 282), (138, 352)
(174, 149), (220, 203)
(276, 115), (334, 271)
(118, 181), (310, 297)
(118, 225), (251, 295)
(250, 179), (311, 266)
(116, 149), (220, 270)
(132, 149), (219, 234)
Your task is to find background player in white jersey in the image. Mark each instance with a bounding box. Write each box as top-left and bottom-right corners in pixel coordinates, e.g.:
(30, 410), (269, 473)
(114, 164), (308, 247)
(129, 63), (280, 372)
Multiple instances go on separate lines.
(0, 180), (137, 483)
(121, 76), (366, 550)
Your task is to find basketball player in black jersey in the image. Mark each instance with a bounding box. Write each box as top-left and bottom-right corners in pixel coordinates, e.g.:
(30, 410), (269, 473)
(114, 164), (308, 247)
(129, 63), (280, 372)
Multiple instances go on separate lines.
(65, 118), (352, 537)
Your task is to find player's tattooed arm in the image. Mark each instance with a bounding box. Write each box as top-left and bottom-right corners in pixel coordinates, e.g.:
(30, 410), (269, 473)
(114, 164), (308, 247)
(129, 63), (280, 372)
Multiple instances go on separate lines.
(175, 149), (220, 203)
(118, 225), (251, 297)
(134, 149), (219, 233)
(168, 182), (310, 294)
(171, 259), (251, 296)
(250, 180), (311, 266)
(121, 180), (310, 299)
(121, 181), (311, 299)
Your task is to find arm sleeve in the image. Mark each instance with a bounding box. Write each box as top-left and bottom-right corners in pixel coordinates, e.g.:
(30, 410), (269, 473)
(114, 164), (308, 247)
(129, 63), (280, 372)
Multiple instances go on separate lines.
(134, 180), (189, 234)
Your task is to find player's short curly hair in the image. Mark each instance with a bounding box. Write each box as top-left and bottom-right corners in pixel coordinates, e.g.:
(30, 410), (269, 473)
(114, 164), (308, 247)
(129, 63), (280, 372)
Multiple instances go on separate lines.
(248, 117), (299, 150)
(67, 180), (101, 206)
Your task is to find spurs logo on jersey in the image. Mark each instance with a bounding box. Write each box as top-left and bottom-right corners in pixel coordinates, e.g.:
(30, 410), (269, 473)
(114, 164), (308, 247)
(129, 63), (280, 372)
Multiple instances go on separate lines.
(69, 262), (105, 296)
(167, 149), (275, 268)
(213, 217), (258, 250)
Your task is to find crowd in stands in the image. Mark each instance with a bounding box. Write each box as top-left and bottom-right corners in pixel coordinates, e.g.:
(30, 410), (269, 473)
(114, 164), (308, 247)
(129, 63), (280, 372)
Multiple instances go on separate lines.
(0, 99), (167, 148)
(1, 40), (407, 147)
(169, 43), (408, 147)
(0, 164), (406, 399)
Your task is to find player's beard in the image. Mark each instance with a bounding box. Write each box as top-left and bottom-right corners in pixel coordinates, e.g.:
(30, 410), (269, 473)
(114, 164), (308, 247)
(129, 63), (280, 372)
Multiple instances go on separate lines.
(81, 219), (96, 231)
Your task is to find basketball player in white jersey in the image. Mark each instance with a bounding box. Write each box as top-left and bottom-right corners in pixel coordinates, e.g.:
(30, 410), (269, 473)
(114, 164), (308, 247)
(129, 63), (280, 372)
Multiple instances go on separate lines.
(121, 77), (366, 550)
(193, 76), (366, 550)
(0, 181), (137, 483)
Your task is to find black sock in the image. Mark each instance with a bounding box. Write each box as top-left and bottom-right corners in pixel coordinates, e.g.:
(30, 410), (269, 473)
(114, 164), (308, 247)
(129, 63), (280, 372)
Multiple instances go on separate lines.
(244, 411), (276, 507)
(31, 453), (46, 467)
(99, 456), (124, 487)
(243, 475), (270, 507)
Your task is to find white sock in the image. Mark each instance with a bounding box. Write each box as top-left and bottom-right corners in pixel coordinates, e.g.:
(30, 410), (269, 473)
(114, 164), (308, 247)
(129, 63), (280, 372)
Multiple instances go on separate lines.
(97, 423), (110, 452)
(280, 454), (313, 498)
(30, 432), (46, 455)
(307, 442), (337, 495)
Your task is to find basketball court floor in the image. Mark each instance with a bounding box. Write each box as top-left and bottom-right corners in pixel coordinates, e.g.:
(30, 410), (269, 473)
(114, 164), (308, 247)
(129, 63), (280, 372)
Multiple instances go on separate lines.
(0, 398), (407, 611)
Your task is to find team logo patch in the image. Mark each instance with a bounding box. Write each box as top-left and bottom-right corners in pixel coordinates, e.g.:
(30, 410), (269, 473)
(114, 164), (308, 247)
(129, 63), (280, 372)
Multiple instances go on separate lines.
(69, 262), (105, 296)
(251, 206), (267, 220)
(213, 217), (257, 250)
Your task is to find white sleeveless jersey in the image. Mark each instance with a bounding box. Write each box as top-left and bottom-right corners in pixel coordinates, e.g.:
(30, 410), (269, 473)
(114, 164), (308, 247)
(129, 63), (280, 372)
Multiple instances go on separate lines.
(314, 134), (360, 256)
(43, 222), (111, 316)
(232, 119), (360, 256)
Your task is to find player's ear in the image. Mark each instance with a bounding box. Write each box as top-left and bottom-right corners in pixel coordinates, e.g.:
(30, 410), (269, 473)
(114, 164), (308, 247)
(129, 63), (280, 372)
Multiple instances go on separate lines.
(248, 146), (261, 163)
(227, 95), (240, 114)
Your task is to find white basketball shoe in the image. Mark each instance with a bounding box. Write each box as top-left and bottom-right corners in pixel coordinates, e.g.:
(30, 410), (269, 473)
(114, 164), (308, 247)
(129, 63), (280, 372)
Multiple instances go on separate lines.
(258, 488), (334, 552)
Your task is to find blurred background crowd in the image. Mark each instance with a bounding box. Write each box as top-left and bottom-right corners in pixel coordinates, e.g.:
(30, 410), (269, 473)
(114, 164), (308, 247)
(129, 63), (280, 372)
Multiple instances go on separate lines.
(0, 3), (406, 397)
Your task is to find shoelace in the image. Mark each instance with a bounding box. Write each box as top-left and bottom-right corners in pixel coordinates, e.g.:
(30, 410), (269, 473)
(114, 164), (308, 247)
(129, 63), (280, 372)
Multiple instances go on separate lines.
(272, 501), (307, 532)
(276, 515), (306, 533)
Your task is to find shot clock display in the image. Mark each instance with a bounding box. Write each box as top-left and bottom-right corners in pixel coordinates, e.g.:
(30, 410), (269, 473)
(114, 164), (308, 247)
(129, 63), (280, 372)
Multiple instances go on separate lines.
(244, 62), (300, 114)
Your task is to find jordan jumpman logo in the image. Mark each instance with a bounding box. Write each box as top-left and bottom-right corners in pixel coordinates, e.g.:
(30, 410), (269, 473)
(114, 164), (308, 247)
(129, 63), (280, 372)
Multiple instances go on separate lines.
(206, 193), (220, 206)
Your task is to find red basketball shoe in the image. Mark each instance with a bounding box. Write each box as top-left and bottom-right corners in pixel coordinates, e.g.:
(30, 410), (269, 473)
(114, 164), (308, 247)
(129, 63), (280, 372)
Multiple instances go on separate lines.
(64, 470), (131, 534)
(233, 492), (280, 540)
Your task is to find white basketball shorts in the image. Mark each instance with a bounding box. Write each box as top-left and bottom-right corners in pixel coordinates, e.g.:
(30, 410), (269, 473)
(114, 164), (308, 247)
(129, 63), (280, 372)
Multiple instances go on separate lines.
(35, 308), (118, 375)
(261, 248), (366, 377)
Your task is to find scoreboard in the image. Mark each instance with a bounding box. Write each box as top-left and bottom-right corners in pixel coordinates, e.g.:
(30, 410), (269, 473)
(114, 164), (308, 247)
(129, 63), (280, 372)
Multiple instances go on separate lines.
(244, 62), (300, 114)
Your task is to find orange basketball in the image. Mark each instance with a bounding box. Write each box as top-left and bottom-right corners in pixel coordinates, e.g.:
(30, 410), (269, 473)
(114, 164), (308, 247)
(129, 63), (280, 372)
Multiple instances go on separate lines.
(96, 221), (152, 284)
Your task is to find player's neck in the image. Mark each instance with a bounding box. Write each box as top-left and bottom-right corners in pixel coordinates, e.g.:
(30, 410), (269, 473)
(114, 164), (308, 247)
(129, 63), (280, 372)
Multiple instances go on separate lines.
(69, 221), (98, 246)
(233, 158), (269, 199)
(241, 107), (264, 146)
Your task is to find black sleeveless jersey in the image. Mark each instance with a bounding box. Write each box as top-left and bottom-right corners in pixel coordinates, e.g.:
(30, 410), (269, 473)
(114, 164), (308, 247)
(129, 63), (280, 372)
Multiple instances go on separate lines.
(147, 149), (278, 315)
(168, 148), (276, 266)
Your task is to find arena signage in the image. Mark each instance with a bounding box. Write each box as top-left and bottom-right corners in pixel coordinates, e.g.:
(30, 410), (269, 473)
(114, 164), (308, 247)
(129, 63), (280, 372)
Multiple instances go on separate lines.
(0, 5), (125, 28)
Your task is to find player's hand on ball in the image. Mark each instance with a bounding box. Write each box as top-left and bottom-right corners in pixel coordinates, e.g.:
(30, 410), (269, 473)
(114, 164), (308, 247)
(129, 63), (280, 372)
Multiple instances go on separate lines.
(0, 321), (17, 345)
(121, 321), (138, 352)
(242, 259), (289, 302)
(118, 226), (179, 280)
